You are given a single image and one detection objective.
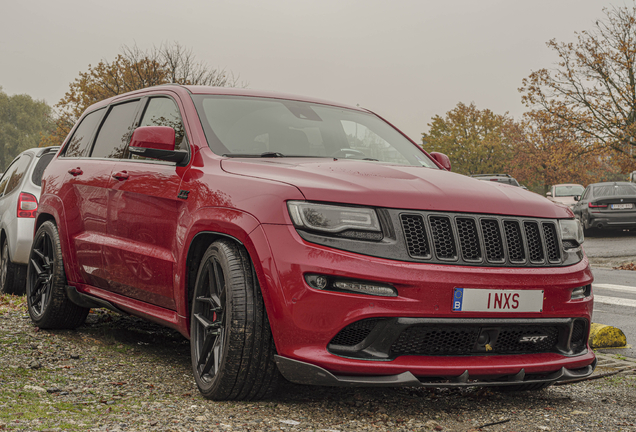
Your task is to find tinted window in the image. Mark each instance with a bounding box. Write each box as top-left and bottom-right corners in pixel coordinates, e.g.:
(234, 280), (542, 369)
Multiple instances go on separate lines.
(91, 101), (140, 159)
(138, 97), (187, 151)
(63, 108), (106, 157)
(581, 187), (590, 200)
(0, 159), (20, 196)
(593, 184), (636, 197)
(31, 152), (56, 186)
(4, 154), (33, 196)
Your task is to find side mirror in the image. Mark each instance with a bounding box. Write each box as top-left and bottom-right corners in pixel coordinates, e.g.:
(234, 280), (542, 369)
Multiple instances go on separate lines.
(128, 126), (187, 164)
(546, 191), (552, 197)
(574, 195), (581, 201)
(429, 152), (451, 171)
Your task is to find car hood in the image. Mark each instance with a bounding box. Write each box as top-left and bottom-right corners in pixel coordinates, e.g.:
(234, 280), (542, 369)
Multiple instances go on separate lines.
(221, 158), (572, 218)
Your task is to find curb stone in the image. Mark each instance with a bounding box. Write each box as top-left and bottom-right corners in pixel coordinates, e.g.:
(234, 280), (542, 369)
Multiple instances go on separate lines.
(589, 322), (627, 348)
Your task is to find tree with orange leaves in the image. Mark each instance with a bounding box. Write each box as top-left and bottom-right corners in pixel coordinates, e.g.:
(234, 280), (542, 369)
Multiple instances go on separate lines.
(42, 42), (241, 147)
(520, 3), (636, 172)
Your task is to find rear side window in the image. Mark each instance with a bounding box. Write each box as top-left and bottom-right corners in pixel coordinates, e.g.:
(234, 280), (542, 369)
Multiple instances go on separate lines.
(91, 101), (140, 159)
(63, 108), (106, 157)
(0, 159), (20, 196)
(31, 152), (56, 186)
(4, 154), (33, 196)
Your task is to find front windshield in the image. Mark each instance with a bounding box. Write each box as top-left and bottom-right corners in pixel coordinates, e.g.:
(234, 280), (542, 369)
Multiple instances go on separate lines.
(191, 95), (437, 168)
(555, 185), (584, 197)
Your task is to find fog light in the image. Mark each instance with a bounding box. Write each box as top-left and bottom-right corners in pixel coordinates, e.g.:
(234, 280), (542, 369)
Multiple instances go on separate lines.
(315, 275), (328, 289)
(571, 285), (592, 300)
(304, 274), (397, 297)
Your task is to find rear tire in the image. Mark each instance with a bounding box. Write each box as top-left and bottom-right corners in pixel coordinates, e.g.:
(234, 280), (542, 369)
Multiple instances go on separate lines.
(0, 238), (27, 295)
(26, 221), (89, 329)
(190, 240), (279, 400)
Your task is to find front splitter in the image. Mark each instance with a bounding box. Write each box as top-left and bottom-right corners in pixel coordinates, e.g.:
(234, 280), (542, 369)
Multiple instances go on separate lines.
(274, 355), (597, 388)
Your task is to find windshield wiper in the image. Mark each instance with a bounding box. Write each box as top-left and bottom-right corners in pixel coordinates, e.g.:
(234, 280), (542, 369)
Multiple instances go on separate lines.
(223, 152), (285, 158)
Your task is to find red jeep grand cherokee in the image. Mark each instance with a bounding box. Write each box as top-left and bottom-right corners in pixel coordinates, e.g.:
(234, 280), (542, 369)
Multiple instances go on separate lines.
(28, 85), (595, 400)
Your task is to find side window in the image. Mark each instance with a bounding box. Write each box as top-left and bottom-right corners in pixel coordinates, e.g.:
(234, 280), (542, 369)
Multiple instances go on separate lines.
(91, 100), (140, 159)
(63, 108), (106, 157)
(581, 187), (590, 200)
(138, 97), (187, 151)
(0, 159), (20, 196)
(4, 155), (33, 196)
(31, 152), (56, 186)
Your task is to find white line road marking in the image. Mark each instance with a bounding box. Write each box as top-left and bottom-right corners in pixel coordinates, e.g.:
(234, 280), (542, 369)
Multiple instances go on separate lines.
(594, 283), (636, 294)
(594, 295), (636, 308)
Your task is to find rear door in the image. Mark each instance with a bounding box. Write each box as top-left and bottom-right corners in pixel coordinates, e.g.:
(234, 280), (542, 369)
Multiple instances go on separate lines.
(57, 100), (141, 288)
(103, 95), (191, 309)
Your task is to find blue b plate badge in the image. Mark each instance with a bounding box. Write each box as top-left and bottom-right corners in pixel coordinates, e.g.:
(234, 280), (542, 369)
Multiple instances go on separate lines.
(453, 288), (544, 313)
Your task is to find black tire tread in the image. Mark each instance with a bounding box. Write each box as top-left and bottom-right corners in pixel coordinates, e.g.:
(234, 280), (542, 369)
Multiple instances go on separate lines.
(193, 240), (279, 401)
(27, 221), (89, 329)
(0, 239), (27, 295)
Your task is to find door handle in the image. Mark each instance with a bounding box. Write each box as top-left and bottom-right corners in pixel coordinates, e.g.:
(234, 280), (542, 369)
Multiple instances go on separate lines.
(68, 167), (83, 176)
(112, 171), (129, 181)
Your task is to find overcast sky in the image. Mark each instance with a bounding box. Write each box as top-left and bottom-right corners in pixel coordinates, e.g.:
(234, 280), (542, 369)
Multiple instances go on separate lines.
(0, 0), (626, 142)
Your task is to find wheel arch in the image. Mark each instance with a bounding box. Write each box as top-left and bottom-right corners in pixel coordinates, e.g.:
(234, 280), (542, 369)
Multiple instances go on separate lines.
(185, 231), (246, 322)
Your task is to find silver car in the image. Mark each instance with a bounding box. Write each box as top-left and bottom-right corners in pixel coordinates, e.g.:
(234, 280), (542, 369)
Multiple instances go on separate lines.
(0, 146), (59, 294)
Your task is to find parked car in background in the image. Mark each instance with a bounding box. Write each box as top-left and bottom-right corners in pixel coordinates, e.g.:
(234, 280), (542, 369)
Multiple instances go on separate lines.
(572, 182), (636, 232)
(470, 173), (521, 187)
(0, 146), (59, 294)
(546, 184), (585, 208)
(28, 85), (594, 400)
(630, 171), (636, 183)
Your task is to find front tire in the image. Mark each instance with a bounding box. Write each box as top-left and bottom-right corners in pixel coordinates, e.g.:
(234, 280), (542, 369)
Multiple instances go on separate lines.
(190, 240), (279, 400)
(0, 238), (26, 295)
(26, 221), (89, 329)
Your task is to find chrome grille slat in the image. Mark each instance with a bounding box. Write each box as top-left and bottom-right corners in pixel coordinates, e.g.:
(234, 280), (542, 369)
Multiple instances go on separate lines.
(400, 212), (562, 267)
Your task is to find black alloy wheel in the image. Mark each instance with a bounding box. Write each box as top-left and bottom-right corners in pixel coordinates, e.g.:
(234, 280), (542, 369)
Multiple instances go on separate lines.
(28, 228), (55, 317)
(26, 221), (88, 329)
(190, 240), (279, 400)
(191, 249), (227, 384)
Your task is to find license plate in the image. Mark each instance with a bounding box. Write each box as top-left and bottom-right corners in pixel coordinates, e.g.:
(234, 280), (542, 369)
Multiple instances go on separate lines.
(452, 288), (544, 313)
(611, 203), (633, 209)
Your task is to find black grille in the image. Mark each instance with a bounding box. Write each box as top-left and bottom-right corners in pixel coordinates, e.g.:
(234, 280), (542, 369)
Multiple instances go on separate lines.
(401, 214), (430, 258)
(330, 319), (384, 346)
(391, 324), (560, 356)
(401, 212), (563, 267)
(481, 219), (504, 263)
(456, 218), (481, 261)
(429, 216), (457, 260)
(495, 326), (559, 353)
(504, 221), (525, 263)
(543, 223), (561, 262)
(391, 326), (480, 355)
(524, 222), (544, 263)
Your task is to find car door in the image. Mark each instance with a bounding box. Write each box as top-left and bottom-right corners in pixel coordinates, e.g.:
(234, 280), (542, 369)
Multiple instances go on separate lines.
(103, 95), (190, 309)
(57, 100), (141, 289)
(572, 186), (589, 223)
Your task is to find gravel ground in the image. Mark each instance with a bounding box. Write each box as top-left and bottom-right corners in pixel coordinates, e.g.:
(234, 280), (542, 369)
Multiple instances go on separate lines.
(2, 293), (636, 432)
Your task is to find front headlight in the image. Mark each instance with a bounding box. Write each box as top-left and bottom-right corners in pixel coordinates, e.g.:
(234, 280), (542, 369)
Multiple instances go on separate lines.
(287, 201), (381, 234)
(559, 219), (584, 249)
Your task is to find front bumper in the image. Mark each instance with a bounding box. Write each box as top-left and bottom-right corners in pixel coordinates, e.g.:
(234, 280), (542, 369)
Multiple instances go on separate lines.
(254, 223), (595, 382)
